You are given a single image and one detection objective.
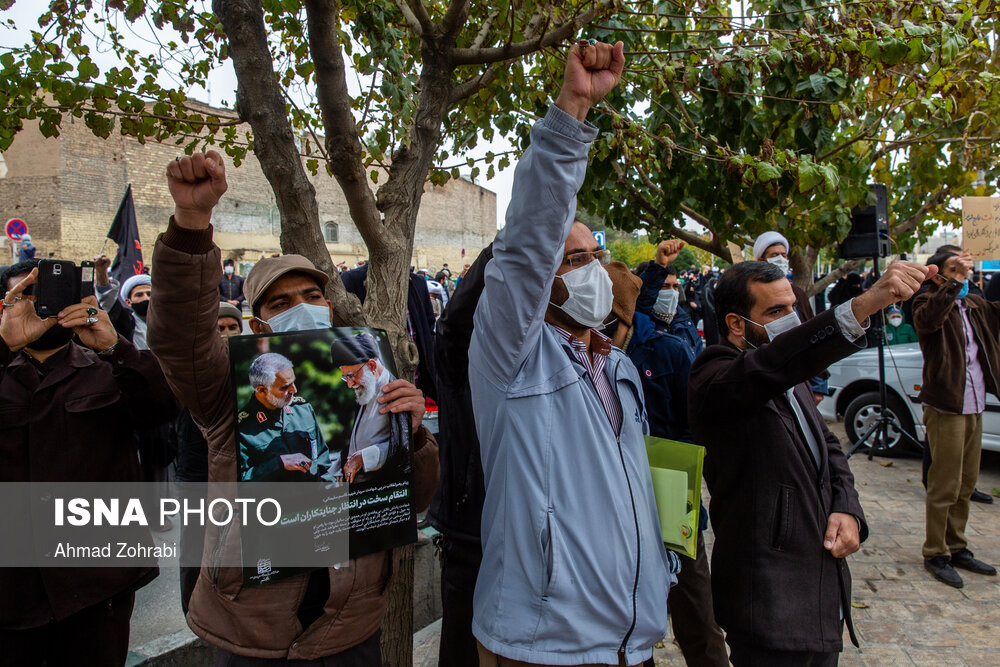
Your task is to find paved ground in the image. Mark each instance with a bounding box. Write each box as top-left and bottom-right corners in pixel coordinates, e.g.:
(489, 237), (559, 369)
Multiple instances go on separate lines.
(645, 422), (1000, 666)
(415, 422), (1000, 666)
(131, 421), (1000, 665)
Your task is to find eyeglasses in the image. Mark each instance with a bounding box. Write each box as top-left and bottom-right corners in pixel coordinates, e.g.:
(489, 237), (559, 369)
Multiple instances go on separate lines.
(341, 366), (365, 384)
(562, 249), (611, 269)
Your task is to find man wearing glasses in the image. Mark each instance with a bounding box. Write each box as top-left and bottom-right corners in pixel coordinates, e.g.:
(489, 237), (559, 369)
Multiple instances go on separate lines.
(469, 40), (676, 667)
(332, 333), (405, 484)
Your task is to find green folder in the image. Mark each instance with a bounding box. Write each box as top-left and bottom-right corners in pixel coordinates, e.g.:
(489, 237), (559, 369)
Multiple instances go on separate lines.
(645, 436), (705, 559)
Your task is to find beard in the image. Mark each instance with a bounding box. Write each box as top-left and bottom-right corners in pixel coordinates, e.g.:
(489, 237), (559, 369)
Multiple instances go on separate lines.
(26, 325), (75, 352)
(743, 322), (770, 349)
(263, 392), (292, 410)
(353, 366), (379, 405)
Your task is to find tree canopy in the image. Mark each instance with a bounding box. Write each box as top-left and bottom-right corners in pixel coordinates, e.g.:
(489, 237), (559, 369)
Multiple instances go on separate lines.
(568, 0), (1000, 291)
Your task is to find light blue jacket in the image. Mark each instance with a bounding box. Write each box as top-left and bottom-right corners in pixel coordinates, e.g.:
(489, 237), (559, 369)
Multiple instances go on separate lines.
(469, 106), (674, 666)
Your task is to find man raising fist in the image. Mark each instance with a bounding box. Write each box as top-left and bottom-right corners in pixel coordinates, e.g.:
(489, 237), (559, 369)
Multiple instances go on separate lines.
(470, 41), (678, 667)
(688, 258), (935, 664)
(146, 149), (439, 664)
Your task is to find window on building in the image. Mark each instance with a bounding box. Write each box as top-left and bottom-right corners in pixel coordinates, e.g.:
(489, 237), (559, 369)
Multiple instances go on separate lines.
(323, 221), (338, 243)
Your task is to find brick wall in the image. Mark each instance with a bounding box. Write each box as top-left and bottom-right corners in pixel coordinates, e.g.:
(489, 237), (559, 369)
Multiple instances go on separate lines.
(0, 111), (496, 269)
(0, 107), (497, 272)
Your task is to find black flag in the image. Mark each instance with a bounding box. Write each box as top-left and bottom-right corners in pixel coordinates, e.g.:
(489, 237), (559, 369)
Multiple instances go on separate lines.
(107, 185), (144, 286)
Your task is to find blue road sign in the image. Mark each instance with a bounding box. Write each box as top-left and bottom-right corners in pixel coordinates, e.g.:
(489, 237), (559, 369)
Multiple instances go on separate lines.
(592, 230), (606, 249)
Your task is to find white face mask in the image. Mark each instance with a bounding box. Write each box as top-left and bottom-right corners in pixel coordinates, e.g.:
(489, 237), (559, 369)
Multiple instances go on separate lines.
(653, 289), (679, 323)
(224, 265), (235, 275)
(742, 311), (801, 344)
(258, 303), (331, 333)
(766, 255), (790, 275)
(550, 260), (614, 329)
(888, 316), (903, 327)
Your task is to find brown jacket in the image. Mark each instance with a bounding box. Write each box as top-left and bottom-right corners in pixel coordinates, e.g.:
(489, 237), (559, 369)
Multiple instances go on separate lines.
(0, 337), (173, 628)
(913, 282), (1000, 414)
(147, 220), (439, 660)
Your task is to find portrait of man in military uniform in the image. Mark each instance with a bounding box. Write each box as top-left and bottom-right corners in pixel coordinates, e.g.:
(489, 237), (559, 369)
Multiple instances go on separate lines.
(237, 352), (333, 482)
(330, 333), (412, 484)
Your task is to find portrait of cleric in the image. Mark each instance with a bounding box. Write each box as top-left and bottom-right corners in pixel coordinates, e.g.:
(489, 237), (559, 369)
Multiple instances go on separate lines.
(237, 352), (336, 482)
(330, 332), (412, 485)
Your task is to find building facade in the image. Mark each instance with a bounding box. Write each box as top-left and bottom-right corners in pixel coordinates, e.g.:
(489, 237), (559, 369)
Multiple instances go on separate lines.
(0, 113), (496, 274)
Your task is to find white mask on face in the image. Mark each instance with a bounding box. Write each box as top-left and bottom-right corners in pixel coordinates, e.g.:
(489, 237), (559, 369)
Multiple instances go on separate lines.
(259, 303), (331, 333)
(742, 311), (801, 342)
(653, 289), (679, 323)
(550, 259), (614, 329)
(224, 265), (235, 275)
(888, 316), (903, 327)
(766, 255), (790, 275)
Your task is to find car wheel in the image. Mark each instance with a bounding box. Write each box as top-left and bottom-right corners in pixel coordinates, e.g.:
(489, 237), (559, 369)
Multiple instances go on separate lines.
(843, 391), (917, 457)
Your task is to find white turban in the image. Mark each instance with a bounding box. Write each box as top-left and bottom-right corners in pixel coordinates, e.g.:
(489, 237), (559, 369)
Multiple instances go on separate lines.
(120, 274), (151, 302)
(753, 232), (789, 261)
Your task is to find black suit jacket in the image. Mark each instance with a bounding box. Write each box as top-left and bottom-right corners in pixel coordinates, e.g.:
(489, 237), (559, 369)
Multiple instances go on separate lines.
(339, 265), (437, 401)
(688, 307), (868, 652)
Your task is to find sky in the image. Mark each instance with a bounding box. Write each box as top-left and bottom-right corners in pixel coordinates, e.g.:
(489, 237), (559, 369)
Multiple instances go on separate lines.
(0, 2), (517, 229)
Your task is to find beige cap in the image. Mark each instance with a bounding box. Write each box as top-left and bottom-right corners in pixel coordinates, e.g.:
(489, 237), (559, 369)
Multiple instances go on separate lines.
(243, 254), (330, 311)
(218, 301), (243, 322)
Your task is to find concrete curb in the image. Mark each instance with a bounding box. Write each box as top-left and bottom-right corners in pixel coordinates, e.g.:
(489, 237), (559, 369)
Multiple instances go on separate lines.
(126, 628), (214, 667)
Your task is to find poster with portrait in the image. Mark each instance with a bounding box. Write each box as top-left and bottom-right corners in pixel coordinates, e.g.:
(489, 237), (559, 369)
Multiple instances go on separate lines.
(229, 327), (416, 587)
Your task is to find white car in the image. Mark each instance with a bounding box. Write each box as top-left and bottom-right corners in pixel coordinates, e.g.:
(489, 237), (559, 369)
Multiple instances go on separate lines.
(818, 341), (1000, 455)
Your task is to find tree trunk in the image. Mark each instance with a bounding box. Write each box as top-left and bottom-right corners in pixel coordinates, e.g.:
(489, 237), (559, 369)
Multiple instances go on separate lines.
(790, 246), (817, 293)
(380, 545), (415, 667)
(213, 0), (364, 325)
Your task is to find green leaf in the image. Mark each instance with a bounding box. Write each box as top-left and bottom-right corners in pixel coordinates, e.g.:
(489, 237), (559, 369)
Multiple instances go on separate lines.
(756, 162), (782, 183)
(797, 161), (824, 193)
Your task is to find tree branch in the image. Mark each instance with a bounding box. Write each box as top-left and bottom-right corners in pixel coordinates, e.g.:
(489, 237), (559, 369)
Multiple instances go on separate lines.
(807, 259), (862, 297)
(441, 0), (470, 37)
(892, 185), (954, 238)
(612, 162), (730, 260)
(472, 8), (499, 48)
(406, 0), (435, 35)
(450, 65), (501, 104)
(451, 0), (616, 65)
(304, 0), (386, 258)
(391, 0), (425, 35)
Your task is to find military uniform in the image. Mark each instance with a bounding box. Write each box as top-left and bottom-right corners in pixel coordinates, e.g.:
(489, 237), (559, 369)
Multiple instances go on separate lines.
(237, 395), (331, 481)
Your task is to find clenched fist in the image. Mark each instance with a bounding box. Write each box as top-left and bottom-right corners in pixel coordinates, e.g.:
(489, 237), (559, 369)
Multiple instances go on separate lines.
(656, 239), (685, 267)
(852, 260), (938, 323)
(554, 40), (625, 122)
(166, 150), (228, 230)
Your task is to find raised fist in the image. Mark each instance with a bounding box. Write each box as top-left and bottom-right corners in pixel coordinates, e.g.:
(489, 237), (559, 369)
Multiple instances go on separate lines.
(656, 239), (685, 267)
(554, 40), (625, 122)
(166, 150), (228, 230)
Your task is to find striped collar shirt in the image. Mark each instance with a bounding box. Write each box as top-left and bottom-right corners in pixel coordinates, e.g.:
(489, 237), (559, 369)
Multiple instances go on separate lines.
(548, 324), (622, 435)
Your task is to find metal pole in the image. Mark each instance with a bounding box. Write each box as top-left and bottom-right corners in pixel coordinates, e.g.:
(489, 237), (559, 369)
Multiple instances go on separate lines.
(870, 255), (888, 459)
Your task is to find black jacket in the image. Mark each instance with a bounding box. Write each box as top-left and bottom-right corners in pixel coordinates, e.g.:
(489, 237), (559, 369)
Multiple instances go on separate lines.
(688, 308), (868, 652)
(426, 244), (492, 543)
(0, 337), (175, 628)
(340, 265), (437, 401)
(219, 274), (245, 305)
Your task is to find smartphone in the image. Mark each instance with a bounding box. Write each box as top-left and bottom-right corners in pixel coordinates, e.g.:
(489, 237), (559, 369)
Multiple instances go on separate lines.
(35, 259), (91, 318)
(79, 260), (95, 302)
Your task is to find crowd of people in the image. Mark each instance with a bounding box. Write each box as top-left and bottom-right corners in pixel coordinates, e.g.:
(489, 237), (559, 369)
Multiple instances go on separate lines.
(1, 39), (997, 667)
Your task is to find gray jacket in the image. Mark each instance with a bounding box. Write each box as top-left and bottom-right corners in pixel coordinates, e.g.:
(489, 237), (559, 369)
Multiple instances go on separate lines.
(469, 106), (674, 666)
